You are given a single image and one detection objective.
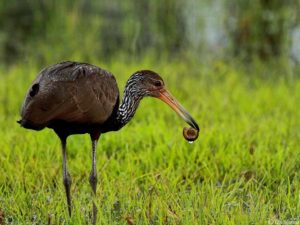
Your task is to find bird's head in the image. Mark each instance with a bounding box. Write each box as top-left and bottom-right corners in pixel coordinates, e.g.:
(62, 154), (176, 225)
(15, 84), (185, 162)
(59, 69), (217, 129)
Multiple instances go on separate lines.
(128, 70), (199, 132)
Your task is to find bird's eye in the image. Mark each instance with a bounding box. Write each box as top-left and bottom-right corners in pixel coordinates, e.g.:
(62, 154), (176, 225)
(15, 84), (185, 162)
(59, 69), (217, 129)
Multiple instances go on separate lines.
(154, 80), (162, 87)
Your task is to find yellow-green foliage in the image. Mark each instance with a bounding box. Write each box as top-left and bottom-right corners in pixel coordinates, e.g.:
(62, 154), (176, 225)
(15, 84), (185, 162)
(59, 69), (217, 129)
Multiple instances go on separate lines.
(0, 59), (300, 224)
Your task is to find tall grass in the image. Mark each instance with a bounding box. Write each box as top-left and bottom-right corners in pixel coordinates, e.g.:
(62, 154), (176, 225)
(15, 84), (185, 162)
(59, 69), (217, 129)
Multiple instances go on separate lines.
(0, 58), (299, 224)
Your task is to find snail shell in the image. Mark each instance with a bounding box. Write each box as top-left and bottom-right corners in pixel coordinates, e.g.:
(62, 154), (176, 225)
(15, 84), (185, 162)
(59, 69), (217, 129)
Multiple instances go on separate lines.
(183, 127), (199, 142)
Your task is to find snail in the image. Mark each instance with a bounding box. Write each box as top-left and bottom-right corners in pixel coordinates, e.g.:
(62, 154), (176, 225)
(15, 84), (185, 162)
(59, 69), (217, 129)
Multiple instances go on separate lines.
(183, 127), (199, 142)
(154, 87), (199, 142)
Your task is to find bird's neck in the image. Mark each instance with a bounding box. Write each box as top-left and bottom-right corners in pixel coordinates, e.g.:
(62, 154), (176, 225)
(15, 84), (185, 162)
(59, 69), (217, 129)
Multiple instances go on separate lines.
(115, 82), (143, 129)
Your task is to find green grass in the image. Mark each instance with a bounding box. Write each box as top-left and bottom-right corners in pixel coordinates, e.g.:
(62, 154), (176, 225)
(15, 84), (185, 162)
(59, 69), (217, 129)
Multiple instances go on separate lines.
(0, 58), (299, 224)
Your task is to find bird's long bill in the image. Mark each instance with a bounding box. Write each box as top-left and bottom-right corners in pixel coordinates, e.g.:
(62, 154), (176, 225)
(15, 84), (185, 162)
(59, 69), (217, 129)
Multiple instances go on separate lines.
(158, 89), (199, 131)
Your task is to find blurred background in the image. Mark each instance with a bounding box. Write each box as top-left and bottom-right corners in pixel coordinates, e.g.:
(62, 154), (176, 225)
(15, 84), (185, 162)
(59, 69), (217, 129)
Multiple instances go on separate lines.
(0, 0), (299, 70)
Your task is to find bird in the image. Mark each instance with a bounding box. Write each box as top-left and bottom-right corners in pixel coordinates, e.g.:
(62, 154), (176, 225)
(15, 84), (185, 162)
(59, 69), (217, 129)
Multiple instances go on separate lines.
(18, 61), (199, 224)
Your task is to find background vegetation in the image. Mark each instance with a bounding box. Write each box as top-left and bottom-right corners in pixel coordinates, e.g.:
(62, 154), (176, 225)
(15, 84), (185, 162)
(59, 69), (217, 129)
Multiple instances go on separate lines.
(1, 0), (300, 64)
(0, 0), (300, 224)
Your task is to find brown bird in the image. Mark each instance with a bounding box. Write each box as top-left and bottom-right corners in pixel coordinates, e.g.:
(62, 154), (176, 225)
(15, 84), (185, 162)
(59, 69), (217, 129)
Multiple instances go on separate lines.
(18, 61), (199, 224)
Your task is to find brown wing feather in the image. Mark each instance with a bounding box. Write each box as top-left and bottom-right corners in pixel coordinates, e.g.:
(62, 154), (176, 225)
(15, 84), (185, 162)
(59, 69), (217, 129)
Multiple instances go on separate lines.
(20, 61), (119, 129)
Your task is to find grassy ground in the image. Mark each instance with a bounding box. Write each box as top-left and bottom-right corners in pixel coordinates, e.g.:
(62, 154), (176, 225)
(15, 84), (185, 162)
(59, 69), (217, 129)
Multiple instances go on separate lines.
(0, 58), (299, 224)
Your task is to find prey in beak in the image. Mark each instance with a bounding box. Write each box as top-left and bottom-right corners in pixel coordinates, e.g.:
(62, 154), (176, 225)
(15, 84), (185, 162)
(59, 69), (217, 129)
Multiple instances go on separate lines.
(157, 88), (200, 141)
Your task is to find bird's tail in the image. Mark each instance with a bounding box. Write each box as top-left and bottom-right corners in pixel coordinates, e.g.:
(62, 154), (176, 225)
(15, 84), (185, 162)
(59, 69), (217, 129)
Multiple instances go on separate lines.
(17, 119), (45, 131)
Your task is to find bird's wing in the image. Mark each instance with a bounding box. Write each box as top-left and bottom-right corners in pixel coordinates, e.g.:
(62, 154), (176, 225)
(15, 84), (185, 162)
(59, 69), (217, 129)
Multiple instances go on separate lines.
(20, 62), (119, 128)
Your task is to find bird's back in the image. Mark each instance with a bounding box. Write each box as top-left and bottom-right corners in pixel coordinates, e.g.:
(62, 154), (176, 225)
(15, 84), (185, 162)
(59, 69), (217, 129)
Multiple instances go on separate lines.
(19, 61), (119, 131)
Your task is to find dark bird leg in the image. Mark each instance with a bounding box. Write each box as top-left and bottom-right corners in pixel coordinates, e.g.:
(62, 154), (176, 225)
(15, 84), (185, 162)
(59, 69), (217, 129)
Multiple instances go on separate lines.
(89, 132), (101, 225)
(60, 136), (72, 217)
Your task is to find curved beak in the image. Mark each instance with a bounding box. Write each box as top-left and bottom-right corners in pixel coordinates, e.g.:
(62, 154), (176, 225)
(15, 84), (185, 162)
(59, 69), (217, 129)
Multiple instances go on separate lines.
(157, 89), (199, 131)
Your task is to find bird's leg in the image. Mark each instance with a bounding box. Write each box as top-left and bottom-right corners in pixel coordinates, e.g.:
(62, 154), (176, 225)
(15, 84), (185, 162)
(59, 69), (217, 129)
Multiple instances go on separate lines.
(89, 132), (100, 225)
(60, 137), (72, 217)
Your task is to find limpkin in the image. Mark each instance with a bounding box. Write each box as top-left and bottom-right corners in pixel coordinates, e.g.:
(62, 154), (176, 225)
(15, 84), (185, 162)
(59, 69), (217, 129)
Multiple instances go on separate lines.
(18, 61), (199, 224)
